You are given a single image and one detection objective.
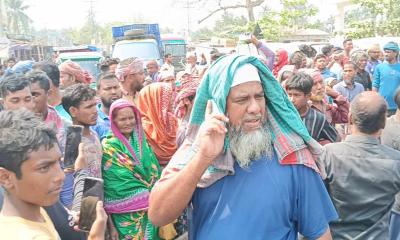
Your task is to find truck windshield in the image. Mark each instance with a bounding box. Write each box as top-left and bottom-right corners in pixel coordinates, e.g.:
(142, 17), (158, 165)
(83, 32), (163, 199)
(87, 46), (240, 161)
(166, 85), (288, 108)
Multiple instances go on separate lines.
(165, 44), (186, 56)
(112, 42), (160, 60)
(74, 59), (101, 78)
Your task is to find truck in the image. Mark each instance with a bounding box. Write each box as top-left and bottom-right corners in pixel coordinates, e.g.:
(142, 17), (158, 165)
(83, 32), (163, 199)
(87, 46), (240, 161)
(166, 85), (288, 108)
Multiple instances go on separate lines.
(111, 24), (163, 67)
(161, 34), (186, 73)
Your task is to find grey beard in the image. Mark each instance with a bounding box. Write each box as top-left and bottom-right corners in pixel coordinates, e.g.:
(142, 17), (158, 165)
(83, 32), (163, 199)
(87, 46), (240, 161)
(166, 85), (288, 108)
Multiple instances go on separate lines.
(229, 123), (274, 169)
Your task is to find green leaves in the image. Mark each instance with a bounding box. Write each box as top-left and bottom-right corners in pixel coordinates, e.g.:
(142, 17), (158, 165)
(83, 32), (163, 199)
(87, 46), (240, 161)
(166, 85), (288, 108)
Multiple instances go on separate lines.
(257, 0), (319, 41)
(346, 0), (400, 37)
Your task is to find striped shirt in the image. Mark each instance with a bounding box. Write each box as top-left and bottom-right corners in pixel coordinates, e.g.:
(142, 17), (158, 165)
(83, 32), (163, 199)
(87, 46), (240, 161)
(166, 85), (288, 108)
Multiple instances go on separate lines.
(302, 108), (338, 143)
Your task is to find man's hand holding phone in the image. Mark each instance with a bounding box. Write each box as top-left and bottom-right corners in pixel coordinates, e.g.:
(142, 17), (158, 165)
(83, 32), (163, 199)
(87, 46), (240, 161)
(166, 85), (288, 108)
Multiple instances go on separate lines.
(73, 201), (108, 240)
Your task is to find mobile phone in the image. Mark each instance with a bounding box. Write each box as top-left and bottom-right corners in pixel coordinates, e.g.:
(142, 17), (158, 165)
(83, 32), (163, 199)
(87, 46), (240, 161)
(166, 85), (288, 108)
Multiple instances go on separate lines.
(78, 177), (104, 232)
(63, 125), (83, 169)
(210, 99), (223, 115)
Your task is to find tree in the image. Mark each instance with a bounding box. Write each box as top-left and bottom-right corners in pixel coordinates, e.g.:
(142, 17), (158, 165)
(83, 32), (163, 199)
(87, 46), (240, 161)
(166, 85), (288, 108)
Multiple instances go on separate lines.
(179, 0), (266, 23)
(0, 0), (7, 35)
(213, 12), (248, 38)
(190, 27), (214, 41)
(346, 0), (400, 38)
(257, 0), (318, 41)
(190, 12), (249, 41)
(5, 0), (32, 34)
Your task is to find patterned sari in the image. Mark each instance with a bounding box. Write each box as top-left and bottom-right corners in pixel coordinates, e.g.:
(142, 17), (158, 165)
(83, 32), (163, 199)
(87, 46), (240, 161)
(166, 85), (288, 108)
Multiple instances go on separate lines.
(102, 99), (161, 240)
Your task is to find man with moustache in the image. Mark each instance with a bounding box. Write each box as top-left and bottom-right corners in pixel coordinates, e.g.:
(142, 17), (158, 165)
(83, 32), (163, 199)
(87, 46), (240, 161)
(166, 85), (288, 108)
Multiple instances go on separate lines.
(373, 42), (400, 116)
(301, 69), (349, 125)
(115, 57), (145, 104)
(333, 62), (364, 102)
(91, 73), (122, 140)
(148, 55), (338, 239)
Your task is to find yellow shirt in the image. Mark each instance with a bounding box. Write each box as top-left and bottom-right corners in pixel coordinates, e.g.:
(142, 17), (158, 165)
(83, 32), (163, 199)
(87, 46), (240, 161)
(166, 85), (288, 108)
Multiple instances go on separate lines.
(0, 208), (60, 240)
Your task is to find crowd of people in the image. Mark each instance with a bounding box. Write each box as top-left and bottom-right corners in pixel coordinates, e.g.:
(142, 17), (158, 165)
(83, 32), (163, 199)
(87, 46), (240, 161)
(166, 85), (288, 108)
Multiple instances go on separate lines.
(0, 35), (399, 240)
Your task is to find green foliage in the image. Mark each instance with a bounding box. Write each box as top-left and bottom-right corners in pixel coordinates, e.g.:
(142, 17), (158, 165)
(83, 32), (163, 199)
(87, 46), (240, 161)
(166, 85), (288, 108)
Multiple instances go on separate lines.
(346, 0), (400, 37)
(257, 0), (319, 41)
(191, 0), (322, 42)
(191, 12), (250, 41)
(190, 27), (214, 41)
(214, 13), (249, 38)
(5, 0), (32, 34)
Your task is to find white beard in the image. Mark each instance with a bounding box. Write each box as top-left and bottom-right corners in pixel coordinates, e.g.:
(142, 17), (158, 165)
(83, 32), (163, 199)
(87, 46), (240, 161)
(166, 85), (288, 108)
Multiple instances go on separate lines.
(229, 123), (274, 169)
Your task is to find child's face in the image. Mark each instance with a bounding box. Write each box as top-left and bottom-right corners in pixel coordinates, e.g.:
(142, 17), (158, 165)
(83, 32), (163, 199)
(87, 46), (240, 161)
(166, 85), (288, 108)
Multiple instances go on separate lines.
(287, 89), (310, 112)
(5, 145), (64, 207)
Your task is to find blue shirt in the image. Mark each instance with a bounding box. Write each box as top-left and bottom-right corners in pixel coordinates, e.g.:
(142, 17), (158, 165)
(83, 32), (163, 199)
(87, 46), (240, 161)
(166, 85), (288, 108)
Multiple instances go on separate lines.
(321, 68), (337, 80)
(190, 154), (338, 240)
(91, 104), (110, 140)
(373, 62), (400, 110)
(333, 81), (364, 102)
(366, 59), (381, 76)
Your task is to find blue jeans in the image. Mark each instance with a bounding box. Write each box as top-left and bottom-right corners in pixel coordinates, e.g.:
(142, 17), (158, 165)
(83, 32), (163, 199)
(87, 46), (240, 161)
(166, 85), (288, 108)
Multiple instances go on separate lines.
(390, 211), (400, 240)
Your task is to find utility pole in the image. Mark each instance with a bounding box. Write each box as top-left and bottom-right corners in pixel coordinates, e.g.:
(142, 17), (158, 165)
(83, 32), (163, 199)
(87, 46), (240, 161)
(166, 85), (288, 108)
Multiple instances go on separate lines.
(183, 0), (192, 41)
(85, 0), (97, 44)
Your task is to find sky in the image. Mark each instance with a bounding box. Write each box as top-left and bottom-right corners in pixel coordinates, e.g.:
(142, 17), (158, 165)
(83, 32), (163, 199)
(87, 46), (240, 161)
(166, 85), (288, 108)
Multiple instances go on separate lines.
(24, 0), (340, 32)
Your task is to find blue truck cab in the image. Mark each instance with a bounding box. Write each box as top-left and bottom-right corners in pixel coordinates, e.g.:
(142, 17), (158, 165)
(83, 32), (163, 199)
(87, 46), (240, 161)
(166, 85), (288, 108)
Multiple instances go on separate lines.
(111, 24), (163, 66)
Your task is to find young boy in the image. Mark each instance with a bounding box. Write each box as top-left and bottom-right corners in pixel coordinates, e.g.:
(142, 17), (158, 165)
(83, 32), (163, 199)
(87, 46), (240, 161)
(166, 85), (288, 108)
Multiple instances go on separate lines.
(286, 72), (339, 145)
(0, 110), (65, 239)
(0, 110), (108, 239)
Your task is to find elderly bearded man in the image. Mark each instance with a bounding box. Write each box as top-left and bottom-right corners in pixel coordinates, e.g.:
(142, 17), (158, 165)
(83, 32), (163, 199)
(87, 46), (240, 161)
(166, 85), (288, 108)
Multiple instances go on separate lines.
(149, 55), (338, 239)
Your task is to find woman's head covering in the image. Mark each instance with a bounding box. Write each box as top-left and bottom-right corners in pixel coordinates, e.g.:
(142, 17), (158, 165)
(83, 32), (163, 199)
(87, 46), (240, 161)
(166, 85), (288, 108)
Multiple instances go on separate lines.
(272, 49), (289, 77)
(59, 60), (93, 84)
(109, 99), (143, 165)
(137, 82), (178, 165)
(174, 77), (200, 119)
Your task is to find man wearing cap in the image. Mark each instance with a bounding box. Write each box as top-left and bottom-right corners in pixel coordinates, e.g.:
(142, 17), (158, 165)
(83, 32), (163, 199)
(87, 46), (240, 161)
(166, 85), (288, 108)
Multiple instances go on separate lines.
(115, 57), (145, 104)
(148, 55), (338, 239)
(373, 41), (400, 116)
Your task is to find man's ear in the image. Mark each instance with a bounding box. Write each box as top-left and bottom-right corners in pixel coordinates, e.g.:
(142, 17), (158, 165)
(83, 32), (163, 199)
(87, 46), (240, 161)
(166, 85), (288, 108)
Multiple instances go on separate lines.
(0, 167), (16, 190)
(69, 106), (78, 118)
